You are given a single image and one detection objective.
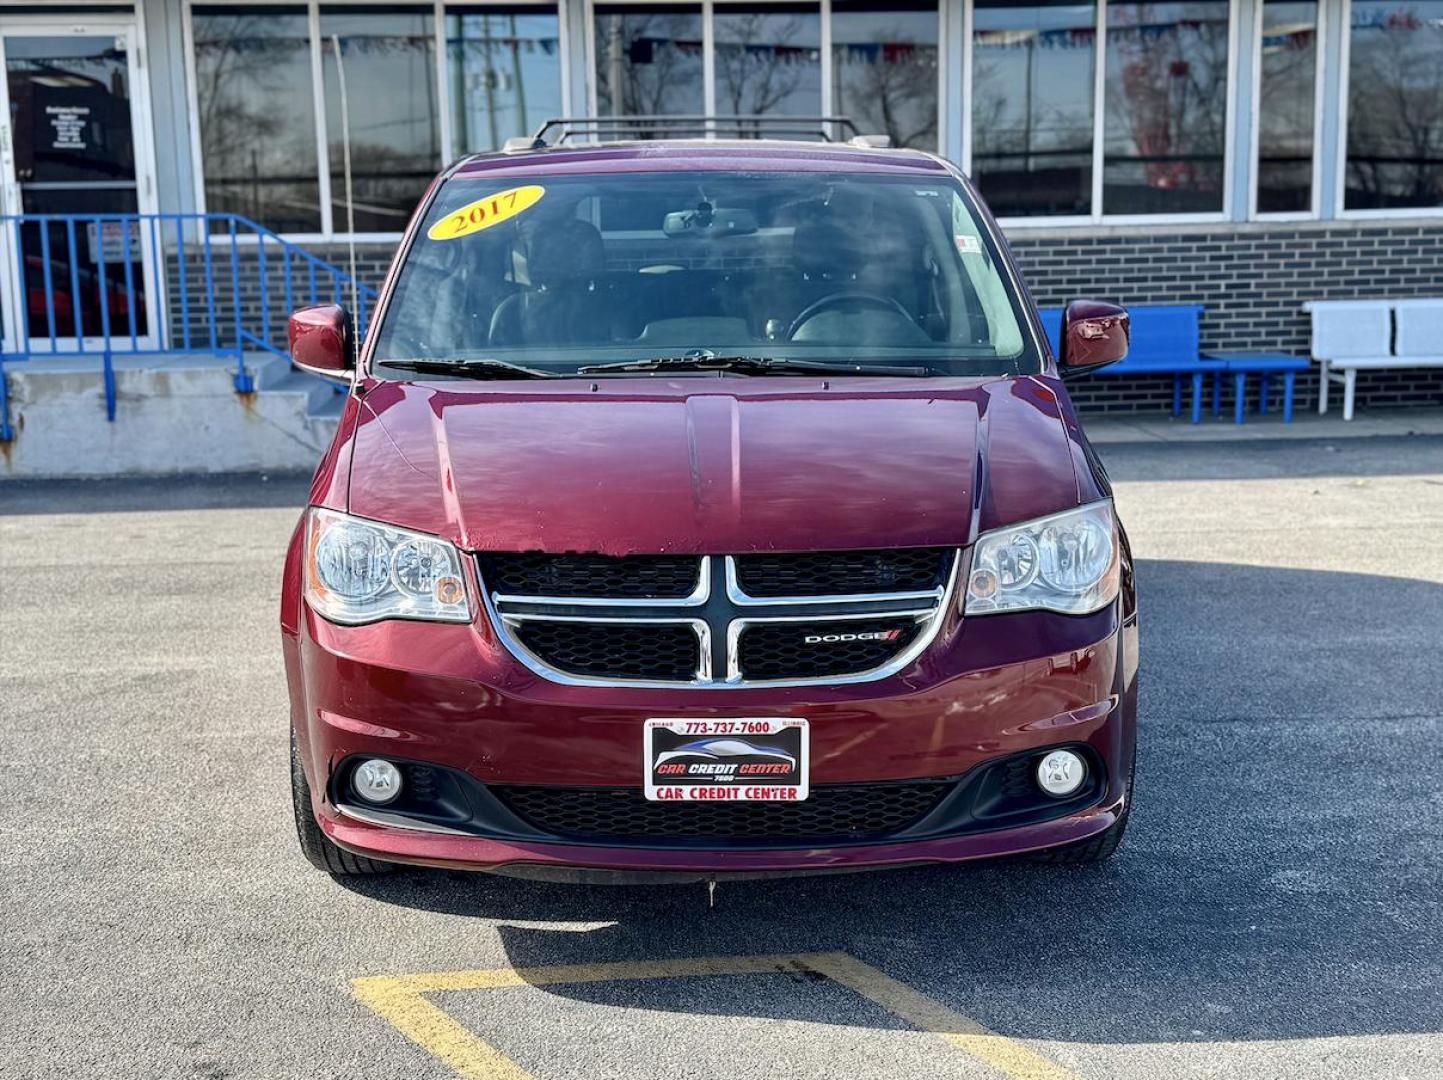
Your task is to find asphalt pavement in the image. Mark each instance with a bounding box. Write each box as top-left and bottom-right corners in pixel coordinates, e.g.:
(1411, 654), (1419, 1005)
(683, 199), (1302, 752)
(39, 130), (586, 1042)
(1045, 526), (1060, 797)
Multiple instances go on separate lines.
(2, 434), (1441, 1080)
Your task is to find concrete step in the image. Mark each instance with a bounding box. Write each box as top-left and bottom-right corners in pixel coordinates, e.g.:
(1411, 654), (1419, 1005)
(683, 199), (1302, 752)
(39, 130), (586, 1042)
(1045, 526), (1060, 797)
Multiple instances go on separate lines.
(307, 391), (345, 420)
(257, 364), (339, 412)
(2, 350), (340, 477)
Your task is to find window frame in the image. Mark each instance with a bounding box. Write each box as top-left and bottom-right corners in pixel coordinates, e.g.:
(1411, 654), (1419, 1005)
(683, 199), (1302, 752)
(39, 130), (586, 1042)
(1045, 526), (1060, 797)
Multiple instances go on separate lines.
(973, 0), (1243, 228)
(1333, 0), (1443, 219)
(183, 0), (571, 241)
(1248, 0), (1326, 220)
(582, 0), (946, 153)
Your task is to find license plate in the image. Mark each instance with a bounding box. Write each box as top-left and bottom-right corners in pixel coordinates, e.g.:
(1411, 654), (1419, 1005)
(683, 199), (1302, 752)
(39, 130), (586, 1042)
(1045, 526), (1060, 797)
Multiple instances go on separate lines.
(644, 718), (809, 802)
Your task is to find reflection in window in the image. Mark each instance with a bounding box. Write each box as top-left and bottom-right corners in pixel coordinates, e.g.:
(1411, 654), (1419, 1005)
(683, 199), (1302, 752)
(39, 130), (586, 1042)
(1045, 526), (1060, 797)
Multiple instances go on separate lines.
(1345, 0), (1443, 210)
(1257, 0), (1317, 213)
(593, 5), (704, 120)
(831, 0), (938, 151)
(1103, 0), (1230, 214)
(972, 0), (1096, 216)
(447, 7), (563, 152)
(192, 7), (321, 233)
(320, 7), (440, 233)
(714, 3), (822, 134)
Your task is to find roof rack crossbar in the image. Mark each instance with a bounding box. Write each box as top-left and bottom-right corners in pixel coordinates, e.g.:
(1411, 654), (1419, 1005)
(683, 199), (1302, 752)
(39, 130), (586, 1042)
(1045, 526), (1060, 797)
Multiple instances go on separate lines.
(529, 115), (864, 146)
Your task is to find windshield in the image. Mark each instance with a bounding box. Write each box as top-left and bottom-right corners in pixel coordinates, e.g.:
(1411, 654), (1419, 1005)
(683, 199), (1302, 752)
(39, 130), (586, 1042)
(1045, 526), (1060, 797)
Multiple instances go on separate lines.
(370, 170), (1039, 377)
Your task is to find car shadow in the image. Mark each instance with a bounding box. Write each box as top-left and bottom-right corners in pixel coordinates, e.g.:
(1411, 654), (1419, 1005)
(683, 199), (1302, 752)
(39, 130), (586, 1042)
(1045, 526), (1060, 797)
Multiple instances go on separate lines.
(338, 557), (1443, 1046)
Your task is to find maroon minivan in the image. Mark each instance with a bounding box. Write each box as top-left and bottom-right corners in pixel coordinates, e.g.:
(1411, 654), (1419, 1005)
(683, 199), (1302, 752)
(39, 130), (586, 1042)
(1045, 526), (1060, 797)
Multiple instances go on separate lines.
(281, 131), (1137, 880)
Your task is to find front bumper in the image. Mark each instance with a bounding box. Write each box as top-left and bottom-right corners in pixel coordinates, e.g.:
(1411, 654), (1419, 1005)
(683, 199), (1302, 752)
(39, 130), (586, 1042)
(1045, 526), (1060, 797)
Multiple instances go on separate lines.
(284, 577), (1138, 874)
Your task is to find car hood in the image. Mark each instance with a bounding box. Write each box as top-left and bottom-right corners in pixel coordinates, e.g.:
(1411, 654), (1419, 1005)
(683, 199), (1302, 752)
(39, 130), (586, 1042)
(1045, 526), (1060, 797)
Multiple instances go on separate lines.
(345, 376), (1083, 554)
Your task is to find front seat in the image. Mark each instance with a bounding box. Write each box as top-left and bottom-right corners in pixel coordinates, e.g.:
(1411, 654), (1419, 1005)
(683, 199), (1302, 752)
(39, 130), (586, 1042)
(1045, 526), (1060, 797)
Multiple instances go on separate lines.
(489, 219), (611, 347)
(743, 218), (867, 335)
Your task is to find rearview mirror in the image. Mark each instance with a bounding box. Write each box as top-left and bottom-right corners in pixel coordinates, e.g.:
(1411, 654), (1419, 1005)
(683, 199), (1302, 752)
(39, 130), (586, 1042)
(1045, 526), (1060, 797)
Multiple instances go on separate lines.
(1059, 300), (1129, 377)
(288, 304), (353, 381)
(663, 204), (759, 239)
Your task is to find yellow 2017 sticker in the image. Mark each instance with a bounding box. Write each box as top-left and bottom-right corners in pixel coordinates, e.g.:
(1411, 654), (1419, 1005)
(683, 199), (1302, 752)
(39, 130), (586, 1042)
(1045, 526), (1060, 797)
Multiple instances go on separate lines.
(427, 184), (545, 241)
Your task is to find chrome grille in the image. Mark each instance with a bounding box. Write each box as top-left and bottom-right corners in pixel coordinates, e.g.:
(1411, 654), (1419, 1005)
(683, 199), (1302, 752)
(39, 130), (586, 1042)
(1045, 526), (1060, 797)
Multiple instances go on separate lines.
(479, 552), (703, 600)
(735, 615), (929, 681)
(480, 550), (958, 687)
(510, 619), (704, 682)
(732, 548), (952, 598)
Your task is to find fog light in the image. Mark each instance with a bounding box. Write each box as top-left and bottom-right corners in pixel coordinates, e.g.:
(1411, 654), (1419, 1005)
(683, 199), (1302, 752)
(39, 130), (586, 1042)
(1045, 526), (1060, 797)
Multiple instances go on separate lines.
(352, 759), (403, 805)
(1036, 750), (1085, 798)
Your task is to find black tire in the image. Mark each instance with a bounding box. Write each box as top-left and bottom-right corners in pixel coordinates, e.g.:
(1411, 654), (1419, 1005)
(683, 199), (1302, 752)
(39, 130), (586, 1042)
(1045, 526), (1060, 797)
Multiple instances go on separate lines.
(291, 731), (395, 876)
(1029, 756), (1134, 866)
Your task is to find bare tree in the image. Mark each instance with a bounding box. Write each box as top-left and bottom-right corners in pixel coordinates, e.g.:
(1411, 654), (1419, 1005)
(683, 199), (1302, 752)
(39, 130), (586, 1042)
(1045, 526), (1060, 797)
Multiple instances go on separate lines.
(1346, 13), (1443, 206)
(715, 13), (809, 127)
(835, 33), (937, 149)
(596, 14), (703, 119)
(1105, 6), (1229, 198)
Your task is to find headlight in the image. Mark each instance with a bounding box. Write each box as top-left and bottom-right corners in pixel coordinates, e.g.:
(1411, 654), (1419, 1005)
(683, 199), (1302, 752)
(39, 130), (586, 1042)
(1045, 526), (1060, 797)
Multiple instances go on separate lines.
(304, 508), (472, 625)
(964, 501), (1118, 616)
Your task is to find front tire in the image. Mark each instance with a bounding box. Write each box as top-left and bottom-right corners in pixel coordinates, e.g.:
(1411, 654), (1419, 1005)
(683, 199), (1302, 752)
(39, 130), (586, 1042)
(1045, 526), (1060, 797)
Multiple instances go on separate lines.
(291, 730), (394, 876)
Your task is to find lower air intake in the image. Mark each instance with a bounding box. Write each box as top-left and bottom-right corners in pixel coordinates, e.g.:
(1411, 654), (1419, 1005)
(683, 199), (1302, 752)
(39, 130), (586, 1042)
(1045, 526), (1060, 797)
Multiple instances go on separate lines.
(492, 781), (953, 844)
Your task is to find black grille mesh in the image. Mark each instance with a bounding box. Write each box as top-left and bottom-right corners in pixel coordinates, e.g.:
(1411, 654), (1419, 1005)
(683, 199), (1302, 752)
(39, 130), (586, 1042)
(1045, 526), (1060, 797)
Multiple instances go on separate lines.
(738, 618), (924, 680)
(733, 548), (950, 597)
(494, 782), (953, 842)
(481, 553), (700, 599)
(511, 620), (700, 681)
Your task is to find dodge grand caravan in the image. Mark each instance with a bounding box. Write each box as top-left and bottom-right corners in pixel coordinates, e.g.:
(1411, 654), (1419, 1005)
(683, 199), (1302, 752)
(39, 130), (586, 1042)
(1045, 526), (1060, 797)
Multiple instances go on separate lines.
(282, 129), (1138, 880)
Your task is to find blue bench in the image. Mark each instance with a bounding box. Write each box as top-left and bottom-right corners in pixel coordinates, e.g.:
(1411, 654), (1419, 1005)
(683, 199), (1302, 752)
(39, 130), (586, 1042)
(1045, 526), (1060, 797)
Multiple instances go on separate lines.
(1039, 304), (1310, 423)
(1039, 304), (1224, 423)
(1202, 352), (1311, 423)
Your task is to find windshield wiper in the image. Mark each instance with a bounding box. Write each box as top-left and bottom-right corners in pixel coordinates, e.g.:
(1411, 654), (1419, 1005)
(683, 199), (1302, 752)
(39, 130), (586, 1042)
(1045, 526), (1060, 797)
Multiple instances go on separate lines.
(577, 353), (936, 377)
(381, 358), (558, 380)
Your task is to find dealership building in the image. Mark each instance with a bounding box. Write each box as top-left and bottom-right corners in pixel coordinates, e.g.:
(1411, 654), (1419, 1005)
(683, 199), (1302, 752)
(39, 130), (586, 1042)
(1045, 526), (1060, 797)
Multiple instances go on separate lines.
(2, 0), (1442, 441)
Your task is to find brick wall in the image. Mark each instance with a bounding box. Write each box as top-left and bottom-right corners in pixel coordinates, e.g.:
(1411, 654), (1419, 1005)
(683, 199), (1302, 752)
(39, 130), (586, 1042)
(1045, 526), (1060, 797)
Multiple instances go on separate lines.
(176, 223), (1443, 418)
(1007, 221), (1443, 416)
(164, 242), (397, 353)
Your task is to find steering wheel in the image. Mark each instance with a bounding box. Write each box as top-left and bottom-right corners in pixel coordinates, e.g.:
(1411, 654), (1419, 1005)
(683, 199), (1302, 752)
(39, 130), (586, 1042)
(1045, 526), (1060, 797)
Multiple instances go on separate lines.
(787, 290), (913, 341)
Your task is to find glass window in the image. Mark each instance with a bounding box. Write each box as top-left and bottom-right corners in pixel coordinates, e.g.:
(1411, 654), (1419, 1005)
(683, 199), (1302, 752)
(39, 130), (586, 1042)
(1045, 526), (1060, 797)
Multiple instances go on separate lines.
(191, 6), (321, 233)
(831, 0), (939, 151)
(1102, 0), (1230, 214)
(1256, 0), (1317, 213)
(972, 0), (1097, 217)
(373, 171), (1036, 374)
(593, 5), (704, 118)
(714, 3), (822, 133)
(320, 7), (441, 233)
(447, 6), (564, 153)
(1345, 0), (1443, 210)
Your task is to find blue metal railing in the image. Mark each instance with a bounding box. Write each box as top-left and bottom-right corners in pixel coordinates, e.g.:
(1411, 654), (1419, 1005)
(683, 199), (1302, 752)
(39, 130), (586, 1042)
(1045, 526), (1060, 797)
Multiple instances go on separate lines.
(0, 212), (379, 440)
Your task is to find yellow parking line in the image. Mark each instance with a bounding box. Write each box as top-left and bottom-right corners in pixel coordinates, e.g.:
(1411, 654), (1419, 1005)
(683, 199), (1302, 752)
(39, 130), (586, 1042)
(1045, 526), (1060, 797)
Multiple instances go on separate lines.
(804, 952), (1077, 1080)
(352, 975), (532, 1080)
(351, 951), (1077, 1080)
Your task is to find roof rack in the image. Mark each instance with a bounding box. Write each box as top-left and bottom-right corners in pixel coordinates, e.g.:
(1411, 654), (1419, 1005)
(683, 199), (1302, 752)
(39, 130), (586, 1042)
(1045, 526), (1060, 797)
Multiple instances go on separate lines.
(505, 115), (888, 150)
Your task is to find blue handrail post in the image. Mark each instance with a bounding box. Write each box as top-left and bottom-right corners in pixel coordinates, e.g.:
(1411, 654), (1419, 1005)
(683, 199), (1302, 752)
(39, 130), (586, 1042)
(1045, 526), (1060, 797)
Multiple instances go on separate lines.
(257, 231), (271, 350)
(176, 216), (193, 350)
(103, 348), (117, 422)
(38, 223), (58, 350)
(65, 220), (84, 344)
(227, 218), (253, 392)
(121, 218), (139, 349)
(0, 355), (12, 441)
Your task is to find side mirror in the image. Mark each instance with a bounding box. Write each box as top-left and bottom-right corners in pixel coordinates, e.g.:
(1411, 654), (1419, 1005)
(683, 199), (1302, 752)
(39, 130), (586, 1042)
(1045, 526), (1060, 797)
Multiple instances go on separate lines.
(288, 304), (353, 380)
(1059, 300), (1129, 377)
